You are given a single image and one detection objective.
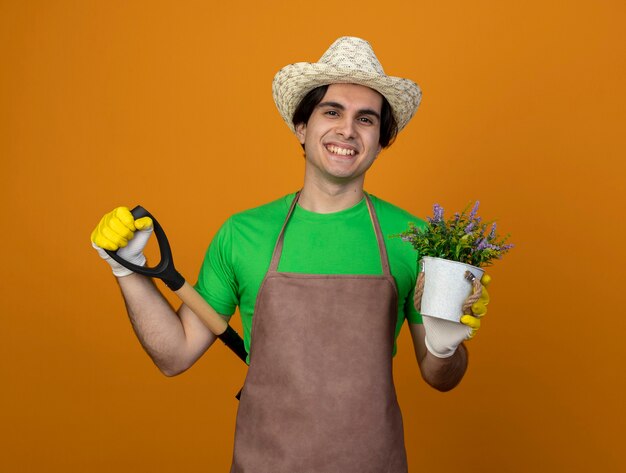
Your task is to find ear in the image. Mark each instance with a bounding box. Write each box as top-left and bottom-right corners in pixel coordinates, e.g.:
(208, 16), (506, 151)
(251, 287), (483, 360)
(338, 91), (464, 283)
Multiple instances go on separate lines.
(295, 123), (306, 144)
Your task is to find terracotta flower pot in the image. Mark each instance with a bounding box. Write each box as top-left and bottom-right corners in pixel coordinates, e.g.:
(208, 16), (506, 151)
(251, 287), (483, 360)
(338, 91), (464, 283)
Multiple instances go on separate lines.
(419, 256), (484, 323)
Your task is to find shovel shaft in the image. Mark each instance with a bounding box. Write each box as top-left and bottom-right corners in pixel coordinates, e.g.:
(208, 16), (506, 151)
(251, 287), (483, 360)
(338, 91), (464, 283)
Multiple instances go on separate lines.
(174, 281), (229, 335)
(175, 282), (248, 363)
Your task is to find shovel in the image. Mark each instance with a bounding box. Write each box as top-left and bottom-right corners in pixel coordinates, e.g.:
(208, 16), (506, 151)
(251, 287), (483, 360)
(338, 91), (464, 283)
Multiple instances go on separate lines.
(105, 206), (248, 366)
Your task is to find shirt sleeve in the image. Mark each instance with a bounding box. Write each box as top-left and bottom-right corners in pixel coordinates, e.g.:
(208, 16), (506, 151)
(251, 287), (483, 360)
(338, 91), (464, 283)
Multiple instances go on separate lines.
(405, 284), (423, 324)
(194, 218), (239, 316)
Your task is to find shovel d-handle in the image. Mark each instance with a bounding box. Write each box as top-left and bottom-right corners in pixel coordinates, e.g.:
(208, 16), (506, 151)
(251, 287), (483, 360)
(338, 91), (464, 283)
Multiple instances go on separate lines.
(105, 205), (185, 291)
(105, 205), (248, 364)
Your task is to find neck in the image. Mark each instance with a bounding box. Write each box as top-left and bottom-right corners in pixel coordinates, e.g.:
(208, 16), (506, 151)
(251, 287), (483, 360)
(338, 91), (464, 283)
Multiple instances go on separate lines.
(299, 178), (365, 213)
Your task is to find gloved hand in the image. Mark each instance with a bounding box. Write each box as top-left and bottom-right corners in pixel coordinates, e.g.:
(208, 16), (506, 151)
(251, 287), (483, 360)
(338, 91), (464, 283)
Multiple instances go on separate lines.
(90, 206), (153, 277)
(423, 274), (491, 358)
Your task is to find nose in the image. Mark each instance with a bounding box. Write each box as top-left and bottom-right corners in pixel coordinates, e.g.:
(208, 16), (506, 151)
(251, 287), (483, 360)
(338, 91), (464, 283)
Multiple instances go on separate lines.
(335, 117), (355, 139)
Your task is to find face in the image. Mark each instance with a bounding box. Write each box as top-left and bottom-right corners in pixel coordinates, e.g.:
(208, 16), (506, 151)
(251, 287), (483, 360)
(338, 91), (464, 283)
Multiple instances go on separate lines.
(295, 83), (383, 186)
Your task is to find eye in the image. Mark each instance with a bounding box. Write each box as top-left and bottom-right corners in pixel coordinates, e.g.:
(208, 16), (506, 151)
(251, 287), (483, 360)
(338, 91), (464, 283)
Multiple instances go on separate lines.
(325, 110), (339, 117)
(358, 116), (374, 125)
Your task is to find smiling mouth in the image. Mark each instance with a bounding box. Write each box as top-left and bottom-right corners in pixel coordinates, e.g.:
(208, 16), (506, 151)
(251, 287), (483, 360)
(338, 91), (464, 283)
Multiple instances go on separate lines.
(325, 144), (357, 156)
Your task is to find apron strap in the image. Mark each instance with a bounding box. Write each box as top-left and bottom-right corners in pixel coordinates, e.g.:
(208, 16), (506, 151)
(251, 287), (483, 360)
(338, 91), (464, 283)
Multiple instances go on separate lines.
(268, 191), (392, 276)
(364, 193), (392, 277)
(268, 192), (301, 272)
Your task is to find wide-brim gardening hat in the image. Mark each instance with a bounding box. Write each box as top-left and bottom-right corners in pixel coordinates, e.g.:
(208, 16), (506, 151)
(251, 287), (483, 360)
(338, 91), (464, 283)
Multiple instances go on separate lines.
(272, 36), (422, 134)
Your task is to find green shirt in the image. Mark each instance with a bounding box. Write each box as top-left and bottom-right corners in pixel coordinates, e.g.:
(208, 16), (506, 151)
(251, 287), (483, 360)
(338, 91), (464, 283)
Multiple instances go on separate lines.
(195, 192), (425, 358)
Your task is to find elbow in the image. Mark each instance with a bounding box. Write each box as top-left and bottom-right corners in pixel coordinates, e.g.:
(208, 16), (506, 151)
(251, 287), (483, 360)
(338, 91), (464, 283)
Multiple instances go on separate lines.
(158, 365), (186, 377)
(424, 376), (462, 392)
(153, 357), (192, 378)
(419, 344), (468, 392)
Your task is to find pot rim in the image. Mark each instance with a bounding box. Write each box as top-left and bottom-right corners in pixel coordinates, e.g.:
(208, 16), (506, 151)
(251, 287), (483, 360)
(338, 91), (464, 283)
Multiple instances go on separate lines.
(419, 255), (483, 273)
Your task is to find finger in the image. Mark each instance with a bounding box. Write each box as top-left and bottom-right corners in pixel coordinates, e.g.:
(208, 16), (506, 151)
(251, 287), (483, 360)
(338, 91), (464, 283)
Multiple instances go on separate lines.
(471, 301), (487, 318)
(105, 214), (136, 241)
(91, 230), (119, 251)
(134, 216), (153, 231)
(113, 207), (136, 231)
(480, 285), (490, 306)
(99, 221), (129, 248)
(460, 314), (481, 330)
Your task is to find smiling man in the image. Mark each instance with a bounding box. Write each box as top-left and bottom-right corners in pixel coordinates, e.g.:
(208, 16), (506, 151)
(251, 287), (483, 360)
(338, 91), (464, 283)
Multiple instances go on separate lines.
(296, 83), (383, 198)
(91, 37), (489, 473)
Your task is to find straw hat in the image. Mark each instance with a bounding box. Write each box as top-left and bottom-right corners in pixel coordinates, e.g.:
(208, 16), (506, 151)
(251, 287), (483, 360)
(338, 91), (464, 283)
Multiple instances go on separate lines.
(272, 36), (422, 134)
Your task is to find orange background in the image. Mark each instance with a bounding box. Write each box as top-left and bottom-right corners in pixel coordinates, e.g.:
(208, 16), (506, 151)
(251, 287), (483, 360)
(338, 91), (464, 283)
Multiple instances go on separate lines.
(1, 1), (624, 471)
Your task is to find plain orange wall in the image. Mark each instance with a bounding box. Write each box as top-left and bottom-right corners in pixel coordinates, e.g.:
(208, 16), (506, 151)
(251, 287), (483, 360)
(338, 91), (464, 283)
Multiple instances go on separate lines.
(1, 1), (624, 471)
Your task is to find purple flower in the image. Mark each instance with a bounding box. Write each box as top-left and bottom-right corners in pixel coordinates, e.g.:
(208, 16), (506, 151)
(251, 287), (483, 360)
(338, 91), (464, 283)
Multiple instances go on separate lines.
(432, 203), (444, 223)
(476, 238), (488, 251)
(488, 223), (497, 240)
(469, 201), (480, 221)
(454, 212), (460, 222)
(464, 221), (475, 233)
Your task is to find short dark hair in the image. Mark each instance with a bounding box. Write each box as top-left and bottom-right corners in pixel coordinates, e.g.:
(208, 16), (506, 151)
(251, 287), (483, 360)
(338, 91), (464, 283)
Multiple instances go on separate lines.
(292, 85), (398, 148)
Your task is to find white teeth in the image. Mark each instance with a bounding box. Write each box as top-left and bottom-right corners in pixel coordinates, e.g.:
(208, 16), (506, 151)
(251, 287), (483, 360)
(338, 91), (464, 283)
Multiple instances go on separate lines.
(327, 145), (355, 156)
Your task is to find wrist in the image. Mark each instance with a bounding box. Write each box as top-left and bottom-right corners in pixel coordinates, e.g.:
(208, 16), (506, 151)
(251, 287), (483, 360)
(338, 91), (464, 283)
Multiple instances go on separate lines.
(110, 254), (146, 277)
(422, 315), (472, 359)
(425, 336), (458, 358)
(92, 242), (146, 277)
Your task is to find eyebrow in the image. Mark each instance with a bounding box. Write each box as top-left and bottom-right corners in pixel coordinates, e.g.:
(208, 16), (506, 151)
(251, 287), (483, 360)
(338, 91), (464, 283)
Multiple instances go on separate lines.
(317, 101), (381, 121)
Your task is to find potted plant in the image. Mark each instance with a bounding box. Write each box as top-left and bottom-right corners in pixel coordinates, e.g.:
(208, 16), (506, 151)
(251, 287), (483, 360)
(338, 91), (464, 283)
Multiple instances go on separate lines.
(399, 201), (513, 323)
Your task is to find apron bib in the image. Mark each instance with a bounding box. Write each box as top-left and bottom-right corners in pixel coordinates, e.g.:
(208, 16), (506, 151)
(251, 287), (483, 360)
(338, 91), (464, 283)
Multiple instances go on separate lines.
(231, 193), (408, 473)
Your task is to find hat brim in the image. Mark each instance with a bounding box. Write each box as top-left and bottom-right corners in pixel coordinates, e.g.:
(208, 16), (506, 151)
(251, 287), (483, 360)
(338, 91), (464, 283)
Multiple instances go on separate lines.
(272, 62), (422, 134)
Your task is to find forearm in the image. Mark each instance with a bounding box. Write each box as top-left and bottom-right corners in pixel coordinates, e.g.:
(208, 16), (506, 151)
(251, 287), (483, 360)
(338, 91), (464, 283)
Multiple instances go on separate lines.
(418, 343), (468, 392)
(117, 273), (217, 376)
(409, 322), (468, 391)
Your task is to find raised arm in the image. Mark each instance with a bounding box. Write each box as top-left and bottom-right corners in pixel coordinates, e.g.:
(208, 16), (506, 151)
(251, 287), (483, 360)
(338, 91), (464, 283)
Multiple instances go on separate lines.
(91, 207), (224, 376)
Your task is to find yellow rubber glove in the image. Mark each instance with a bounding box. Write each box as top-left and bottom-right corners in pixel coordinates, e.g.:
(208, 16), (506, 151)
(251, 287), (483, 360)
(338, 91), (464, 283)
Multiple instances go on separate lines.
(91, 207), (153, 277)
(459, 274), (491, 339)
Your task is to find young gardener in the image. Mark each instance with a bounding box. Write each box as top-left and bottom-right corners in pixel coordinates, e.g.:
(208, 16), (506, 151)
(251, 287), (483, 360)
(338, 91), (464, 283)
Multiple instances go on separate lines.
(91, 37), (489, 473)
